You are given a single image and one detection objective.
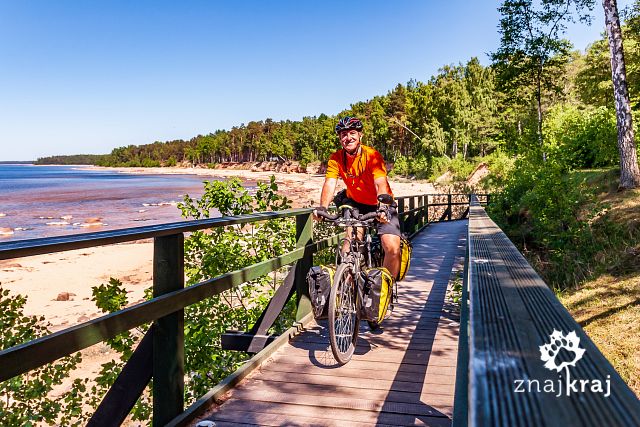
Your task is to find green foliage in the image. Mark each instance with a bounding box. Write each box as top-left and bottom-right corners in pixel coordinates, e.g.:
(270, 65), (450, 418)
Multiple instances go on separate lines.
(477, 150), (516, 190)
(492, 0), (594, 154)
(429, 156), (452, 180)
(576, 5), (640, 108)
(389, 155), (409, 177)
(89, 278), (150, 422)
(545, 104), (618, 168)
(177, 176), (297, 402)
(448, 273), (463, 305)
(488, 158), (609, 288)
(0, 287), (90, 426)
(448, 155), (476, 181)
(34, 154), (109, 165)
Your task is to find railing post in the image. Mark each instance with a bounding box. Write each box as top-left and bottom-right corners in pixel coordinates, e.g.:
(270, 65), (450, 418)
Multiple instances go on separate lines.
(153, 233), (184, 426)
(397, 198), (405, 234)
(295, 213), (313, 321)
(409, 197), (416, 235)
(418, 195), (425, 229)
(447, 194), (452, 221)
(425, 195), (429, 224)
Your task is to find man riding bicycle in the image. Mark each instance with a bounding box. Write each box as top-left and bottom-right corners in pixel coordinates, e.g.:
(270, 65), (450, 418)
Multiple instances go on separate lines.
(313, 116), (402, 280)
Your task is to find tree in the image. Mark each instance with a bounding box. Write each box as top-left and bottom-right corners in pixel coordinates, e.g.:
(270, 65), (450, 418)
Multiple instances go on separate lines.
(492, 0), (595, 160)
(602, 0), (640, 188)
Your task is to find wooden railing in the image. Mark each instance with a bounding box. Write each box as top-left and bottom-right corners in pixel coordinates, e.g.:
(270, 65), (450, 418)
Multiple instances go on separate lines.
(397, 193), (489, 237)
(453, 197), (640, 426)
(0, 193), (476, 426)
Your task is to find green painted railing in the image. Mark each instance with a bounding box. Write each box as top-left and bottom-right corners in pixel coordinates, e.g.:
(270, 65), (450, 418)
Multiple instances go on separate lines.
(0, 194), (477, 426)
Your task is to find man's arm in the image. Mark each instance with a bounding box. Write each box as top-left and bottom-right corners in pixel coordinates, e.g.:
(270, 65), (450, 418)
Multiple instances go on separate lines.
(374, 176), (392, 198)
(320, 178), (337, 207)
(374, 176), (393, 223)
(314, 177), (337, 221)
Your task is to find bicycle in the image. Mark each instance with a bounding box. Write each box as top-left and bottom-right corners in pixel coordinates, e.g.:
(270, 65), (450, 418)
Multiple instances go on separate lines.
(315, 194), (394, 365)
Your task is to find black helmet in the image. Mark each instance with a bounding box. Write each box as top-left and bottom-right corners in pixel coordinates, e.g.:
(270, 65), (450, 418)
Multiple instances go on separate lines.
(335, 116), (363, 134)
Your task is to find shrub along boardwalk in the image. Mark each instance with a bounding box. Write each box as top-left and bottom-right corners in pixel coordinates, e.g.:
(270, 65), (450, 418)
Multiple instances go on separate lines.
(193, 220), (468, 426)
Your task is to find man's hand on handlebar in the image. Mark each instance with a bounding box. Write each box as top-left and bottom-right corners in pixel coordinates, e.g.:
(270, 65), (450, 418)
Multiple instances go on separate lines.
(376, 193), (394, 224)
(313, 206), (329, 222)
(377, 205), (390, 224)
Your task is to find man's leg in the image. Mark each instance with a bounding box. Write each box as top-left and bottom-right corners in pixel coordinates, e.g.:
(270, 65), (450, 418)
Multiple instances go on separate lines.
(341, 227), (365, 257)
(381, 233), (401, 279)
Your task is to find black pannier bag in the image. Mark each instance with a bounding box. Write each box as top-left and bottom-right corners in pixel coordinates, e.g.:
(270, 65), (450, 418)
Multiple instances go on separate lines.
(307, 265), (336, 319)
(360, 267), (394, 324)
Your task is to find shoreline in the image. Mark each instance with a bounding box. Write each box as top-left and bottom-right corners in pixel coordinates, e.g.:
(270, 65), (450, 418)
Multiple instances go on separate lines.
(82, 164), (438, 207)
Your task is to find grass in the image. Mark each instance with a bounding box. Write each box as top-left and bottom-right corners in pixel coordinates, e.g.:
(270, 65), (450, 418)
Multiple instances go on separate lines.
(556, 167), (640, 397)
(558, 274), (640, 396)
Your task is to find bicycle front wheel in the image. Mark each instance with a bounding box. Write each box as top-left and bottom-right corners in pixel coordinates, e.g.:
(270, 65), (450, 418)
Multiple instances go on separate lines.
(328, 262), (360, 365)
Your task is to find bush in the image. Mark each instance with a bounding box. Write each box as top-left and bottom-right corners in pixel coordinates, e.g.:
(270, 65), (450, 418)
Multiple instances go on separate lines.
(177, 176), (297, 402)
(488, 157), (607, 288)
(429, 156), (451, 180)
(448, 155), (476, 181)
(545, 104), (618, 168)
(478, 150), (516, 190)
(141, 158), (161, 168)
(0, 287), (90, 426)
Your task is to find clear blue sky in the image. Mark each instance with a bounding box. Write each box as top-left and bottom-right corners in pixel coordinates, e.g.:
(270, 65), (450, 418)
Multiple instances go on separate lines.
(0, 0), (632, 161)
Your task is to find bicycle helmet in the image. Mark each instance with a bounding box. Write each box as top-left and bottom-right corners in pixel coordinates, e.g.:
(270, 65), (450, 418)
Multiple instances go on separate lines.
(335, 116), (363, 134)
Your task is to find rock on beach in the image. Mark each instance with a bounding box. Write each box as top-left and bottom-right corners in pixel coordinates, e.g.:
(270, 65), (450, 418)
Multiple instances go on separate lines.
(0, 227), (14, 236)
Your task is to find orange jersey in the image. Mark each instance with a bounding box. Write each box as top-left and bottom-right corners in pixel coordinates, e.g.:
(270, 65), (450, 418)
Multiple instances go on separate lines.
(325, 145), (393, 205)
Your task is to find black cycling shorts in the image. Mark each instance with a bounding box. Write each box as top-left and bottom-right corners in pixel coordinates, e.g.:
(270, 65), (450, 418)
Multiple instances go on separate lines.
(336, 195), (401, 237)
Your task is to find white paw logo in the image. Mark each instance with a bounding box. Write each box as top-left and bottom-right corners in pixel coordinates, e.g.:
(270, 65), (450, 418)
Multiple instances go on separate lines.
(539, 330), (585, 372)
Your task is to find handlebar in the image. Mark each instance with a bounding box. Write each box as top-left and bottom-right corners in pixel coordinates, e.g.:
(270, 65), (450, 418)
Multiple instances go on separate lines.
(315, 207), (380, 224)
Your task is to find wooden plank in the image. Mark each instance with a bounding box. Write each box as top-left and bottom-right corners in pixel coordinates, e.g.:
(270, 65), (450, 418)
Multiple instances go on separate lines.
(204, 400), (452, 426)
(253, 370), (457, 396)
(208, 408), (395, 427)
(255, 370), (424, 392)
(260, 362), (456, 384)
(225, 385), (452, 417)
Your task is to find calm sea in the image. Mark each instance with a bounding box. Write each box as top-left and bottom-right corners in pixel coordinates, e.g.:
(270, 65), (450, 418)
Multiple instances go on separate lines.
(0, 164), (230, 241)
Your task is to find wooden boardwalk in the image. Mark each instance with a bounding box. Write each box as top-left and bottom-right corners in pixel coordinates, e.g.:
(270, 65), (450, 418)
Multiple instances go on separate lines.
(194, 220), (468, 427)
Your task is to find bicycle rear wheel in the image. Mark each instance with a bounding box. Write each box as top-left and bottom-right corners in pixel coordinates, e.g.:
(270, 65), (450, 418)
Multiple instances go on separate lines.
(328, 262), (360, 364)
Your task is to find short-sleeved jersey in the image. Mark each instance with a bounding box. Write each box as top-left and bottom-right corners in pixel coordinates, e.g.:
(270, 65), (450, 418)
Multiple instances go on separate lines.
(325, 145), (393, 206)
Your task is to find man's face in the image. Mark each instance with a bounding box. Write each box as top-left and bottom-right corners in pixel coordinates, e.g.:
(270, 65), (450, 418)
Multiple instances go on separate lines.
(339, 129), (362, 153)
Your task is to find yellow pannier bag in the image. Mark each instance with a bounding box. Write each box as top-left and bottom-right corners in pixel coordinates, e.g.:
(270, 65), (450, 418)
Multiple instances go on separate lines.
(361, 267), (394, 324)
(397, 237), (413, 281)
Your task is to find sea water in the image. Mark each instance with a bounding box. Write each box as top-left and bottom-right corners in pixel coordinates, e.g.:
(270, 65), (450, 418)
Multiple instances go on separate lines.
(0, 164), (228, 241)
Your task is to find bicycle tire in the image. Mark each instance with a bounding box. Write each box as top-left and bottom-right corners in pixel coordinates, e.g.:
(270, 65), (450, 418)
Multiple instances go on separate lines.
(328, 262), (360, 364)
